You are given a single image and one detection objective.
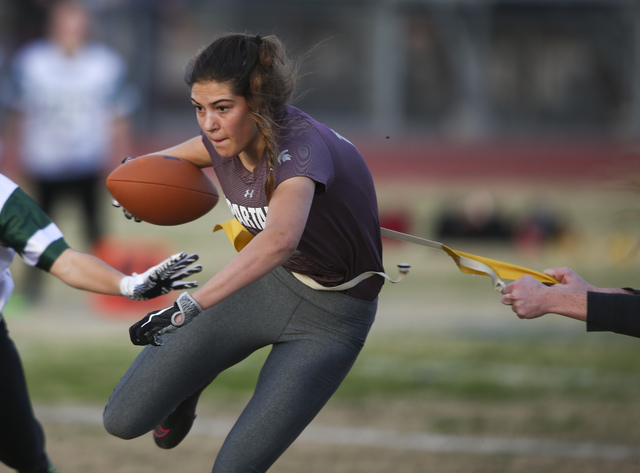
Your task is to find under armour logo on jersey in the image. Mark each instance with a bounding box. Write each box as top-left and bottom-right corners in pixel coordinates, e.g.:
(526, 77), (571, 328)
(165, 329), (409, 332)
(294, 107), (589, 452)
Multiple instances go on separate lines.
(244, 189), (255, 198)
(277, 149), (292, 165)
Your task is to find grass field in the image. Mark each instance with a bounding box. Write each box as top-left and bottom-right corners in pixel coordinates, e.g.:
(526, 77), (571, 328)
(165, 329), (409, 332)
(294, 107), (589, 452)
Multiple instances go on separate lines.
(3, 169), (640, 472)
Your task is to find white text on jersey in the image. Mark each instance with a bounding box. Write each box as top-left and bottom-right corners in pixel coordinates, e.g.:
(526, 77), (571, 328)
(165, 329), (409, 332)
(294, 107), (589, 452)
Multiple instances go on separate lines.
(226, 198), (268, 230)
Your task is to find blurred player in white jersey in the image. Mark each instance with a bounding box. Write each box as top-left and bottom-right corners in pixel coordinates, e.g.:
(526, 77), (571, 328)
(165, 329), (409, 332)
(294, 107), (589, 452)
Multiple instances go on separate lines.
(2, 0), (137, 300)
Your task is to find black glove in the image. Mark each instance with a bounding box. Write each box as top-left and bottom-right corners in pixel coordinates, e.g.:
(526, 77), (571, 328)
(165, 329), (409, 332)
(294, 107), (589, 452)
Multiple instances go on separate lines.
(120, 252), (202, 300)
(129, 291), (203, 346)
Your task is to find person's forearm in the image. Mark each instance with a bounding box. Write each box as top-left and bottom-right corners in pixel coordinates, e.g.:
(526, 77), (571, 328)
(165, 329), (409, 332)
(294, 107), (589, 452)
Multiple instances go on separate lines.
(49, 249), (125, 295)
(546, 287), (630, 322)
(545, 286), (588, 322)
(191, 176), (313, 310)
(191, 229), (296, 309)
(150, 136), (212, 168)
(545, 280), (634, 322)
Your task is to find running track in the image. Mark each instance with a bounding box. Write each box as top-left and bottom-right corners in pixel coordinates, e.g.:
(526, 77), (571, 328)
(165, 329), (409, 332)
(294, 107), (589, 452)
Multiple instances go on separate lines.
(352, 138), (639, 183)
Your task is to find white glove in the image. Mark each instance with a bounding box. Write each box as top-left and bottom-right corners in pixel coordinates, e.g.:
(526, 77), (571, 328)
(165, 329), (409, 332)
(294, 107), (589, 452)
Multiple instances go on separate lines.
(120, 252), (202, 300)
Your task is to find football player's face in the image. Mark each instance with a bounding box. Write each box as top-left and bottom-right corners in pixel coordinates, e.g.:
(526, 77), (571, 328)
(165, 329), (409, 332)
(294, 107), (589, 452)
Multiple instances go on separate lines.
(191, 81), (263, 164)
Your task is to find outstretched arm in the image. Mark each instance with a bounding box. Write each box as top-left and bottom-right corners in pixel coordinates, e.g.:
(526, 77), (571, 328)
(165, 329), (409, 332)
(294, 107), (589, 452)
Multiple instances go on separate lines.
(191, 175), (315, 309)
(49, 248), (202, 300)
(49, 248), (127, 295)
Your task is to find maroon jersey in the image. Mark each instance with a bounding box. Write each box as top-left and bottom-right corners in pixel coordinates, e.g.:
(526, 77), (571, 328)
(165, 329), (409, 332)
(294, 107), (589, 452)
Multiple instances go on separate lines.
(203, 106), (384, 300)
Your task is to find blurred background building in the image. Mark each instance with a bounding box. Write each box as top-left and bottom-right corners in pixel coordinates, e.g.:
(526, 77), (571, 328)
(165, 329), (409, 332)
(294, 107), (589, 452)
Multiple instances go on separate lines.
(0, 0), (639, 149)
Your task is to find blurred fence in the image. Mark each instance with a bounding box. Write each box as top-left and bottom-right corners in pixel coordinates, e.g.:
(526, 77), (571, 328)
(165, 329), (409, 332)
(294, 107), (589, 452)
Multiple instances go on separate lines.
(1, 0), (639, 141)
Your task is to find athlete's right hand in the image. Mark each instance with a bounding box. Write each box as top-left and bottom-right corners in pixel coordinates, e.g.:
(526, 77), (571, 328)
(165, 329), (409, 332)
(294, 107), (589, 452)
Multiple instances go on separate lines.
(112, 199), (142, 222)
(120, 252), (202, 300)
(112, 156), (142, 222)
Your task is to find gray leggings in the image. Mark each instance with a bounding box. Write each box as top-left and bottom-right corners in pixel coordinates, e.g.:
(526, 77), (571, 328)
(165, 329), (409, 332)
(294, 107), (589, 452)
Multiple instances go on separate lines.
(103, 266), (377, 473)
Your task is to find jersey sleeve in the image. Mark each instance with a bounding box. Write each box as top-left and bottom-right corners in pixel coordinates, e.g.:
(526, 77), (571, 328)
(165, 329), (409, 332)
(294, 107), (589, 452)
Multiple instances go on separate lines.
(586, 291), (640, 338)
(0, 185), (70, 271)
(274, 122), (335, 195)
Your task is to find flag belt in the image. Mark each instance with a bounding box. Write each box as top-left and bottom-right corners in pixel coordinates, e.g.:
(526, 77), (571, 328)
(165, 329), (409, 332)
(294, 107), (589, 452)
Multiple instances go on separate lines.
(213, 219), (559, 292)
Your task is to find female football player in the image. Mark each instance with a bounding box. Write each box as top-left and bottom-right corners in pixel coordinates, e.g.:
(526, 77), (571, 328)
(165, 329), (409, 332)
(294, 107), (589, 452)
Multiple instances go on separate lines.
(103, 33), (386, 472)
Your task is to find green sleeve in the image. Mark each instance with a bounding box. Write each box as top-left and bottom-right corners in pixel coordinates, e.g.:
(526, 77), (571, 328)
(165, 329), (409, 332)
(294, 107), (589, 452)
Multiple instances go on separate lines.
(0, 187), (70, 271)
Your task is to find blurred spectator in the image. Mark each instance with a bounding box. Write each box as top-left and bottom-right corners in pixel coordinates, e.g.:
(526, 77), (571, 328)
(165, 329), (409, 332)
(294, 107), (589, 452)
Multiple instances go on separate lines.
(514, 203), (570, 258)
(1, 0), (138, 300)
(435, 190), (512, 242)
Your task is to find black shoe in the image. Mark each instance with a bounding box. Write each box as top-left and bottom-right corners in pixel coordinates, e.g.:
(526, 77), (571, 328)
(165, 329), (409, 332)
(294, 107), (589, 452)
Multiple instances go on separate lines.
(153, 407), (197, 449)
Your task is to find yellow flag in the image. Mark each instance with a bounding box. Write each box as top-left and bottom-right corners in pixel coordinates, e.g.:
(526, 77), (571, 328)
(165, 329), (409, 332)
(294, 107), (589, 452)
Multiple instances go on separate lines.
(213, 219), (254, 253)
(441, 245), (559, 286)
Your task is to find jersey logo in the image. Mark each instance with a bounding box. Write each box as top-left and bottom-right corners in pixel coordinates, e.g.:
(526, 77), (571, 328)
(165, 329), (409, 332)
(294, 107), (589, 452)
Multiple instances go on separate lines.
(277, 149), (292, 165)
(331, 129), (354, 146)
(244, 189), (255, 199)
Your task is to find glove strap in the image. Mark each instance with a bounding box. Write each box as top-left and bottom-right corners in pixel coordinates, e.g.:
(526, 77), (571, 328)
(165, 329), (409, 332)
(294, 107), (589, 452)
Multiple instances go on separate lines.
(172, 292), (202, 327)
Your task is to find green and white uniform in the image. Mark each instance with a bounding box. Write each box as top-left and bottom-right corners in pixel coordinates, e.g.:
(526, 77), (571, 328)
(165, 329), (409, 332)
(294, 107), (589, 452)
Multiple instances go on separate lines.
(0, 173), (70, 472)
(0, 174), (69, 316)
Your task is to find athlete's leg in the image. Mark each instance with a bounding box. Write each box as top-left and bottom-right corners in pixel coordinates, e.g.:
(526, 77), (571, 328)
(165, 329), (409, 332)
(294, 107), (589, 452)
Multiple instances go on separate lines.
(103, 271), (301, 440)
(0, 318), (49, 472)
(212, 287), (377, 473)
(32, 179), (56, 217)
(74, 174), (103, 246)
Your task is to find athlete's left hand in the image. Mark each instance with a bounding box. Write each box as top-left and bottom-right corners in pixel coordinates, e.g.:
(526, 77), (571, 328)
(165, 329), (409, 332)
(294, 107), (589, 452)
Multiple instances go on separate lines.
(120, 252), (202, 300)
(129, 291), (203, 346)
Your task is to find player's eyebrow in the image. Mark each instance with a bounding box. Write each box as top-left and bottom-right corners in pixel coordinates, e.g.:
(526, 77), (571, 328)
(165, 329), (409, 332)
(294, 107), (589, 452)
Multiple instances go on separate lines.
(190, 97), (235, 107)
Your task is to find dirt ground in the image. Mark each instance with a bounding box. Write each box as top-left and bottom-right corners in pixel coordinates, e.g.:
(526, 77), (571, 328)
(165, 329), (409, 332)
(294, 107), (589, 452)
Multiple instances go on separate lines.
(27, 407), (640, 473)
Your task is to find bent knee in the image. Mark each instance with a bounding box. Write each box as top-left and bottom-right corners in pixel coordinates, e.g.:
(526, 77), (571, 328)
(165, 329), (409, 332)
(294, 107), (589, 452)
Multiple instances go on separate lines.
(103, 406), (147, 440)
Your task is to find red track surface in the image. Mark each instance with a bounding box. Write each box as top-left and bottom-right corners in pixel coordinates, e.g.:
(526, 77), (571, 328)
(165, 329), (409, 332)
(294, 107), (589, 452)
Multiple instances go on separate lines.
(351, 137), (639, 183)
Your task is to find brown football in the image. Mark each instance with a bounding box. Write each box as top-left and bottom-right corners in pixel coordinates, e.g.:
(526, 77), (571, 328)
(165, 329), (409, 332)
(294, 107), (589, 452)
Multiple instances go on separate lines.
(106, 155), (219, 225)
